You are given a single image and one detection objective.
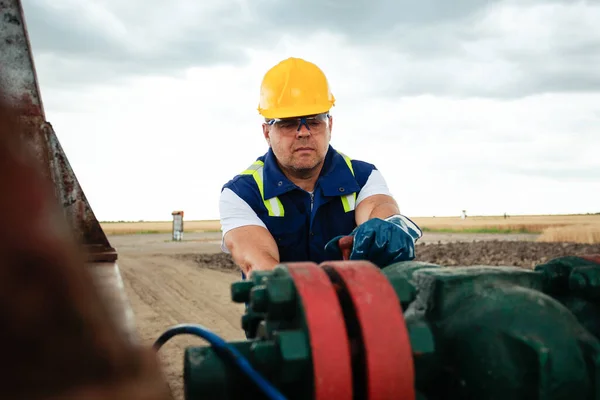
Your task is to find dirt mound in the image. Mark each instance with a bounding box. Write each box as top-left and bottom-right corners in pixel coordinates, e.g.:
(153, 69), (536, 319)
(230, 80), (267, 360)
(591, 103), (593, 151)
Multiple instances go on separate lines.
(171, 253), (239, 272)
(173, 241), (600, 272)
(415, 240), (600, 268)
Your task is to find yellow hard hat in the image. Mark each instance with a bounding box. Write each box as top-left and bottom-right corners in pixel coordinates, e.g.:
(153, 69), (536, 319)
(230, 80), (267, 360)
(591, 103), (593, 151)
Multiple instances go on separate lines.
(257, 57), (336, 119)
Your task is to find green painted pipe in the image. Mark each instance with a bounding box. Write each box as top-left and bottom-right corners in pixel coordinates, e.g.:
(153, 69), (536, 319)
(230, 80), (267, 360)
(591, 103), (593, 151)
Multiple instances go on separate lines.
(183, 256), (600, 399)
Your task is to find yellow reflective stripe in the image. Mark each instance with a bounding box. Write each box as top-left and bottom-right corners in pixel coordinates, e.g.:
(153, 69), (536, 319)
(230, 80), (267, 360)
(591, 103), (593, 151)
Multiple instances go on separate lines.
(264, 198), (275, 215)
(339, 152), (357, 212)
(240, 160), (284, 217)
(249, 168), (265, 199)
(339, 152), (355, 176)
(241, 160), (264, 175)
(266, 196), (285, 217)
(240, 151), (362, 216)
(341, 193), (356, 212)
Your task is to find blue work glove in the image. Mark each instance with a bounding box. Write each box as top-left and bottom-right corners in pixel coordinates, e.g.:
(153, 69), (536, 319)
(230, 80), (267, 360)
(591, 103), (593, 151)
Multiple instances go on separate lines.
(324, 215), (423, 268)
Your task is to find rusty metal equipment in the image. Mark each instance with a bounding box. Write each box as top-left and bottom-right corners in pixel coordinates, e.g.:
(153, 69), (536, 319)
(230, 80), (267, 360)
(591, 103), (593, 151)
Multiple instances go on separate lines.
(0, 0), (175, 399)
(0, 98), (172, 400)
(0, 0), (116, 262)
(0, 0), (135, 341)
(156, 254), (600, 400)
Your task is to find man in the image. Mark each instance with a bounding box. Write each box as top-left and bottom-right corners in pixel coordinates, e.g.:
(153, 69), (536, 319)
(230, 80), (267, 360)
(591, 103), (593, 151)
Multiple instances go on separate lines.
(219, 57), (422, 278)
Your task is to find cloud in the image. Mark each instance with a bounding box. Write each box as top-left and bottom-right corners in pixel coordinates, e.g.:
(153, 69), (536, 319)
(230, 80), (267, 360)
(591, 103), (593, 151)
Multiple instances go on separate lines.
(257, 0), (500, 34)
(11, 0), (600, 220)
(351, 2), (600, 98)
(23, 0), (600, 99)
(22, 0), (254, 88)
(38, 66), (599, 220)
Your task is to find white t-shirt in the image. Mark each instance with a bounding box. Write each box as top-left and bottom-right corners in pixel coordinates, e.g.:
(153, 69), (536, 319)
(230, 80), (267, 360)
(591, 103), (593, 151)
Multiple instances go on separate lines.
(219, 169), (393, 253)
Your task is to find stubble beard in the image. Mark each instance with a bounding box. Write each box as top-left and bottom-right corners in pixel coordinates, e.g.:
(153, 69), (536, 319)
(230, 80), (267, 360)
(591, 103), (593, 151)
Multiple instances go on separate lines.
(286, 155), (324, 180)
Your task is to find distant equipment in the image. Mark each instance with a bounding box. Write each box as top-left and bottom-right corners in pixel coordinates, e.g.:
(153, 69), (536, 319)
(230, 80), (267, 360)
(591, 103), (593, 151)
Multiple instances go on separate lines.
(172, 211), (184, 241)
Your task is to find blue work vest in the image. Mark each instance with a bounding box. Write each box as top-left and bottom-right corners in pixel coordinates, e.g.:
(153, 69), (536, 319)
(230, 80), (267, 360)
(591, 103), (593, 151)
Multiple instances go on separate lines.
(222, 145), (377, 266)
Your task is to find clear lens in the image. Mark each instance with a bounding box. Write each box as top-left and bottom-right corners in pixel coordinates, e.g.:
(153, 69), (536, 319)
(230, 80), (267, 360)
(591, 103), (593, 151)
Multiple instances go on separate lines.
(268, 113), (329, 133)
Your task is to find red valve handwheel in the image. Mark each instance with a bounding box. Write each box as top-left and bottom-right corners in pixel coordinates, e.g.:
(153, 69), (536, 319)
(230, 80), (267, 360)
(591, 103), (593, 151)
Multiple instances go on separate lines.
(322, 260), (416, 400)
(285, 262), (353, 400)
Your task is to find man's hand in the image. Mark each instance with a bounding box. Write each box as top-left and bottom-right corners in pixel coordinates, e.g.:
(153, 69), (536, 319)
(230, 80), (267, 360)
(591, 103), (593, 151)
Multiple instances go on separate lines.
(324, 215), (422, 268)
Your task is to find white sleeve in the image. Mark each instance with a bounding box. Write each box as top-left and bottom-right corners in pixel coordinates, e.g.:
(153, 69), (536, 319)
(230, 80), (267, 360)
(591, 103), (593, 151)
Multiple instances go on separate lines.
(219, 188), (267, 253)
(355, 169), (393, 206)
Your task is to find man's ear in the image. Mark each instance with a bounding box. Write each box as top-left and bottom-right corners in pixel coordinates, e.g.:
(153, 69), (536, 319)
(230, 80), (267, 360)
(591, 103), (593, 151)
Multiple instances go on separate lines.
(262, 123), (271, 146)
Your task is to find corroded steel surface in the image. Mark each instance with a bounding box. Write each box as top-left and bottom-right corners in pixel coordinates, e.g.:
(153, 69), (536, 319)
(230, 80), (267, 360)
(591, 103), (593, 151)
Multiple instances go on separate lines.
(0, 89), (166, 399)
(41, 119), (117, 261)
(0, 0), (44, 117)
(0, 0), (116, 261)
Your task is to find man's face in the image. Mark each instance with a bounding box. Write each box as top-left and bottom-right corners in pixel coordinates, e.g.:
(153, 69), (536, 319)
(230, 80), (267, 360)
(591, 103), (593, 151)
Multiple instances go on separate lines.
(262, 113), (332, 174)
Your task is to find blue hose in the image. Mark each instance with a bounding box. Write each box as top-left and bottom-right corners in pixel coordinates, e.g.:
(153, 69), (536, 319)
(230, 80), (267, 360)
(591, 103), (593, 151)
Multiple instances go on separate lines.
(154, 323), (287, 400)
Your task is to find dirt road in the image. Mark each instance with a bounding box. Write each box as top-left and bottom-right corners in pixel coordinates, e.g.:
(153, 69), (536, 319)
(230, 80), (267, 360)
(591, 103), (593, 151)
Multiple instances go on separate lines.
(111, 231), (600, 399)
(111, 232), (244, 399)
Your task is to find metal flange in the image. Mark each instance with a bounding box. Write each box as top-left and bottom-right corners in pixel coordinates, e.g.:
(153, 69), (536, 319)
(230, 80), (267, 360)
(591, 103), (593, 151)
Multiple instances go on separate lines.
(321, 260), (416, 400)
(285, 262), (353, 400)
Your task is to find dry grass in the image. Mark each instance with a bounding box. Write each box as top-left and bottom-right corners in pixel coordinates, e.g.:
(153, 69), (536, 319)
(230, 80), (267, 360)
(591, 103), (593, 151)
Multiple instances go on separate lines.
(536, 223), (600, 244)
(411, 214), (600, 235)
(100, 220), (221, 235)
(100, 214), (600, 243)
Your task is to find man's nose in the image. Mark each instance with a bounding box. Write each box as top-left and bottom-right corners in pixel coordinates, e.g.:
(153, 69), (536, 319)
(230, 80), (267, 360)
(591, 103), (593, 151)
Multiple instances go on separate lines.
(296, 124), (311, 137)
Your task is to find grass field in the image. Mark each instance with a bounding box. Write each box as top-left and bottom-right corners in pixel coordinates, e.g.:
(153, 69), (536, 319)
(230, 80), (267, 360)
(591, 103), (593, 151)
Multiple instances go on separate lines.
(412, 214), (600, 232)
(410, 214), (600, 244)
(100, 220), (222, 235)
(101, 214), (600, 243)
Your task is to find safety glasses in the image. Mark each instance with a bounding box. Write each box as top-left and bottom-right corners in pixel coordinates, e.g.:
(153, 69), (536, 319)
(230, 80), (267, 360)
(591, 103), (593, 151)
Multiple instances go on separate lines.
(267, 113), (330, 133)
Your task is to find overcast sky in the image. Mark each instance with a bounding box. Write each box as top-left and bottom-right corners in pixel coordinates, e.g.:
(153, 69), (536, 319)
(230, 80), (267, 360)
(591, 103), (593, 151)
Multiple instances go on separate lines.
(20, 0), (600, 221)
